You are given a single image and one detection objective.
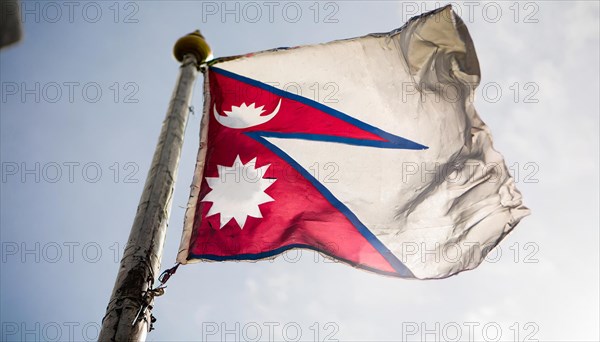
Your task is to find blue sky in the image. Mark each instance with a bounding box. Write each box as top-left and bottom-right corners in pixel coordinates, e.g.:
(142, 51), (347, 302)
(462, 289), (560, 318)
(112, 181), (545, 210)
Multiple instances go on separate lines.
(1, 1), (598, 341)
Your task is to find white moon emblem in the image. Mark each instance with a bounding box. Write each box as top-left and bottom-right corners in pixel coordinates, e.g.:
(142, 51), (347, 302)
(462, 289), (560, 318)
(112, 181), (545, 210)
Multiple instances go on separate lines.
(214, 99), (281, 129)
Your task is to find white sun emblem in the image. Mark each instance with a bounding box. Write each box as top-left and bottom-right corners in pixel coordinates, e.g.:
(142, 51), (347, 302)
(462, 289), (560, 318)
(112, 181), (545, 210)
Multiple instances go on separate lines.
(202, 155), (276, 229)
(214, 99), (281, 129)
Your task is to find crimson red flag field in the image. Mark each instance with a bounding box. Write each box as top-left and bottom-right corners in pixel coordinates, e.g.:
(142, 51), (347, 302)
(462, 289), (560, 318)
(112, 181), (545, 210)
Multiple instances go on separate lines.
(177, 6), (529, 279)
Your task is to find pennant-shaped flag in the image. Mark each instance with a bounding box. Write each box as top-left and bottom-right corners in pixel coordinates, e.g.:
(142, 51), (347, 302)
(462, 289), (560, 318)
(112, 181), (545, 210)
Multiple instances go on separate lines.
(177, 6), (529, 279)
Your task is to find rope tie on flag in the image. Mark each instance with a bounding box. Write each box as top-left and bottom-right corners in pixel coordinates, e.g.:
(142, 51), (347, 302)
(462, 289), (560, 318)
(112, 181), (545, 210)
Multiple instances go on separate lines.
(131, 263), (180, 331)
(157, 263), (180, 285)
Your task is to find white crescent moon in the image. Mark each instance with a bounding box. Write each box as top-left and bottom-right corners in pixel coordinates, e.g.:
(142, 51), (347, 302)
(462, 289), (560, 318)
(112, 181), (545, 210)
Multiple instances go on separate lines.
(214, 99), (281, 129)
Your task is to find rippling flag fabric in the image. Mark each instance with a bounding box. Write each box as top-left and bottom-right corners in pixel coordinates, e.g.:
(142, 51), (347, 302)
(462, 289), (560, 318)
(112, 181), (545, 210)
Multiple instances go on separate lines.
(177, 6), (529, 279)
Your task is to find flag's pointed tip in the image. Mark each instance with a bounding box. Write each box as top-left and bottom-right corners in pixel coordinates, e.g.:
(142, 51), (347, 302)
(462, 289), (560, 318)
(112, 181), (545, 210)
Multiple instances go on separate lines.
(410, 3), (455, 23)
(441, 4), (454, 12)
(401, 2), (480, 85)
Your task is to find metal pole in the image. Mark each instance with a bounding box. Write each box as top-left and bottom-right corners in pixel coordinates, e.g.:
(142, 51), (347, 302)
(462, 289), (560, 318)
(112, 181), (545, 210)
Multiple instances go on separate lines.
(99, 31), (211, 342)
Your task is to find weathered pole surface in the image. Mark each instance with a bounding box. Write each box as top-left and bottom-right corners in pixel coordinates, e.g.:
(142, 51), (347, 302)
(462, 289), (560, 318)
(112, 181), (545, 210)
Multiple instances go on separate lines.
(99, 31), (211, 342)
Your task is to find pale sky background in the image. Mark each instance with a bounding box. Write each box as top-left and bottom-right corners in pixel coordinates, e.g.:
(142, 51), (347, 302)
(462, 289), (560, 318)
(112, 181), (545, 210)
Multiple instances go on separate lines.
(1, 1), (598, 341)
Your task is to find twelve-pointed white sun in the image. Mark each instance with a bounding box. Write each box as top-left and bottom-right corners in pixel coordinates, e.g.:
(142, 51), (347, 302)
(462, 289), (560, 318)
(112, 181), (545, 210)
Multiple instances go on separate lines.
(202, 155), (276, 229)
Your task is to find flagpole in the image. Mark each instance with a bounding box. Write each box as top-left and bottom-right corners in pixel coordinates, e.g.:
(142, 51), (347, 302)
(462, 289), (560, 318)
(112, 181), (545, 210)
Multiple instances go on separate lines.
(99, 31), (211, 341)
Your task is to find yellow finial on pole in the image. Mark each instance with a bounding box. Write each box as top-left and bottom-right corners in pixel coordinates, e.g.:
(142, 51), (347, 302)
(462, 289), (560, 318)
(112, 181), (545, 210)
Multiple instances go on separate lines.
(173, 30), (212, 64)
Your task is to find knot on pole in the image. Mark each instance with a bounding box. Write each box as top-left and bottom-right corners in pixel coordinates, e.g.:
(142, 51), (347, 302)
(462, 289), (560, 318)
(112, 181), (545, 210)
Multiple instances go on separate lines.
(132, 264), (181, 331)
